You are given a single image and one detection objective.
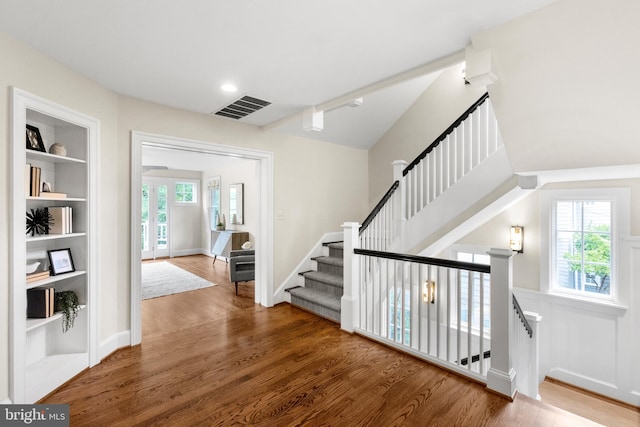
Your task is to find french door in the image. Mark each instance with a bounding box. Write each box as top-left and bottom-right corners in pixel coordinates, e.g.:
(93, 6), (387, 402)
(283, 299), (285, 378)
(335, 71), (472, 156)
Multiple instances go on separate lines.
(141, 179), (169, 259)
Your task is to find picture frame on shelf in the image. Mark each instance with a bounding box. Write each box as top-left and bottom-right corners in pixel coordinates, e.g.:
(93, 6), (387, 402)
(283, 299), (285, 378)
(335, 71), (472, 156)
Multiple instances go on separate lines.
(26, 124), (46, 152)
(47, 248), (75, 275)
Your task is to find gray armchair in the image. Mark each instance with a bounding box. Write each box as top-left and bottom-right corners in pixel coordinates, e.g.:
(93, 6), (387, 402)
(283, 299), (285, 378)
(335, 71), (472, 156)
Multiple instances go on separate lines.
(229, 250), (255, 295)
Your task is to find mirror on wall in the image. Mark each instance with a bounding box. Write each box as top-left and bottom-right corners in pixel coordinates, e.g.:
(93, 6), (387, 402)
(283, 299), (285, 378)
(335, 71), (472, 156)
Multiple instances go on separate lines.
(229, 183), (244, 225)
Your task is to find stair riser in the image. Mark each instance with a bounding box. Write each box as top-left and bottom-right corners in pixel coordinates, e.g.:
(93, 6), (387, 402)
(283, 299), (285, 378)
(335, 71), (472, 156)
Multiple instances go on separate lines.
(329, 247), (343, 258)
(316, 262), (343, 276)
(304, 278), (343, 297)
(290, 296), (340, 323)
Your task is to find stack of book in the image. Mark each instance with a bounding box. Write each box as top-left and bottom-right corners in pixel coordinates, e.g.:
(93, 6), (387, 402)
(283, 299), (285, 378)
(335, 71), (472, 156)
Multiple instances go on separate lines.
(48, 206), (73, 234)
(25, 163), (67, 198)
(25, 164), (41, 197)
(27, 287), (55, 318)
(27, 271), (51, 283)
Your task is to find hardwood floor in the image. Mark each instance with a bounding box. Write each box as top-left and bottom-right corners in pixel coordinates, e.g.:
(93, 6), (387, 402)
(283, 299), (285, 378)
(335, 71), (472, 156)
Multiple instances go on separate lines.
(44, 255), (606, 426)
(540, 378), (640, 427)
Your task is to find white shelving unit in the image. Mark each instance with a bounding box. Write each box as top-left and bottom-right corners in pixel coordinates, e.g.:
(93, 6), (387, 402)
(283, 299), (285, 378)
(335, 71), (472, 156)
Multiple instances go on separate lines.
(10, 88), (99, 403)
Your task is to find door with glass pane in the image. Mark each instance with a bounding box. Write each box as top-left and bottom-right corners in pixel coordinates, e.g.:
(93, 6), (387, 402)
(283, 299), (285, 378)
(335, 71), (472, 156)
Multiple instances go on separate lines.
(142, 180), (169, 259)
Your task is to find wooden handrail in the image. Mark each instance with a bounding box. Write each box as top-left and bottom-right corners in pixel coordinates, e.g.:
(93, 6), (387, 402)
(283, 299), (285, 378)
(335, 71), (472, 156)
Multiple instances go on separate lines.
(359, 180), (399, 235)
(354, 248), (491, 274)
(403, 92), (490, 176)
(512, 294), (533, 338)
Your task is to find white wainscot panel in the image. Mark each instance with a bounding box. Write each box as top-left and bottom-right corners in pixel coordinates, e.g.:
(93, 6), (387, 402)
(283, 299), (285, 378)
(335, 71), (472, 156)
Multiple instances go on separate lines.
(548, 305), (617, 386)
(631, 246), (640, 398)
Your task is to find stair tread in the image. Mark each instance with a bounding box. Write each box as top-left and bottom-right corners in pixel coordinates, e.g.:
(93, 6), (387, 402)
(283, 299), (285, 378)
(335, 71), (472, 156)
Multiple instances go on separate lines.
(312, 256), (344, 267)
(302, 270), (343, 287)
(288, 287), (341, 311)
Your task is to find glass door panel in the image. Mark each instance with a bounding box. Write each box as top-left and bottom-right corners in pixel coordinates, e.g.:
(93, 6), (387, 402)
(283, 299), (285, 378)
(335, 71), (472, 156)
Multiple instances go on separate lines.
(142, 180), (170, 259)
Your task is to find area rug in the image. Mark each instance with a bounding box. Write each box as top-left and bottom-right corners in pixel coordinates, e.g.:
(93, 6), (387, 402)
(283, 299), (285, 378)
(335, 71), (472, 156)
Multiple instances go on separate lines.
(141, 261), (215, 299)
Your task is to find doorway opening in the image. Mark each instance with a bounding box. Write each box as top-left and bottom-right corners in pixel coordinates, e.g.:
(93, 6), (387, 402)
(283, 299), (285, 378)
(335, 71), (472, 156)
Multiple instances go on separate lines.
(130, 132), (274, 345)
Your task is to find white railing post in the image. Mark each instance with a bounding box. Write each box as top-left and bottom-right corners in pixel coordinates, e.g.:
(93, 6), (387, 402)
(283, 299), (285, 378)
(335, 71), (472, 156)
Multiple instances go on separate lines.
(487, 248), (516, 399)
(392, 160), (407, 250)
(524, 311), (542, 399)
(341, 222), (361, 333)
(392, 160), (407, 222)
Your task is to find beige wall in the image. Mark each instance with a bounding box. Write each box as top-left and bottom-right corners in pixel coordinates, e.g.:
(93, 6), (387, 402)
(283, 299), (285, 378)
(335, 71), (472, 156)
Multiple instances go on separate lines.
(368, 63), (487, 203)
(0, 32), (120, 400)
(203, 159), (259, 251)
(0, 32), (369, 401)
(456, 179), (640, 290)
(472, 0), (640, 173)
(118, 96), (369, 288)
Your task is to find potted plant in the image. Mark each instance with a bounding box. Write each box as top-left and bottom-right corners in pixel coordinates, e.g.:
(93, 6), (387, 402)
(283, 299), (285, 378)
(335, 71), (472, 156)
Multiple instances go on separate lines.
(216, 213), (226, 231)
(55, 290), (80, 333)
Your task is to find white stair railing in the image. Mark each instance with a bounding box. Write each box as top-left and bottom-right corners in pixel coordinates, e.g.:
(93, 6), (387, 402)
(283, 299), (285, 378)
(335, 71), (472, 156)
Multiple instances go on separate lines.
(403, 93), (502, 219)
(359, 93), (504, 252)
(359, 180), (400, 251)
(512, 297), (542, 399)
(344, 226), (529, 398)
(343, 242), (519, 392)
(344, 94), (539, 398)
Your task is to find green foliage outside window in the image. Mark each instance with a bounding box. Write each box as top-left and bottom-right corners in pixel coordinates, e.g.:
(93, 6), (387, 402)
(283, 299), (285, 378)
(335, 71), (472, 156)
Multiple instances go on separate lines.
(175, 182), (194, 203)
(563, 224), (611, 293)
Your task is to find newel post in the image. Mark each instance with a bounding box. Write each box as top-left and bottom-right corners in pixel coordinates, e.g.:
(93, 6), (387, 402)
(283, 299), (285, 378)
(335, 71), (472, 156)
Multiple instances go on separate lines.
(487, 248), (516, 399)
(524, 311), (542, 399)
(341, 222), (361, 333)
(392, 160), (407, 223)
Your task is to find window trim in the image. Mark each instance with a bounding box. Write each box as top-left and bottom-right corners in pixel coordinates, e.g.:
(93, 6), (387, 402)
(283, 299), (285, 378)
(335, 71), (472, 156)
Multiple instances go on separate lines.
(174, 180), (199, 205)
(540, 187), (630, 305)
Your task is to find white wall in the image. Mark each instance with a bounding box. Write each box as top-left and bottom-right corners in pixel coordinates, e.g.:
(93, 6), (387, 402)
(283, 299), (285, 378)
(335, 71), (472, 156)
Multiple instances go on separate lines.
(471, 0), (640, 173)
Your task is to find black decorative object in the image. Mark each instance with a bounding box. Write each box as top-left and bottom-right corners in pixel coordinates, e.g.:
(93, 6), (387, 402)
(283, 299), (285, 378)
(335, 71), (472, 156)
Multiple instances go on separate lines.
(26, 208), (52, 236)
(26, 124), (46, 152)
(54, 290), (80, 333)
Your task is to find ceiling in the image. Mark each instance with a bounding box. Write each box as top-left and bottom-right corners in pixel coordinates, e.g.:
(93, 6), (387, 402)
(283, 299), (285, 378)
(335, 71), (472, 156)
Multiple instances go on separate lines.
(0, 0), (555, 155)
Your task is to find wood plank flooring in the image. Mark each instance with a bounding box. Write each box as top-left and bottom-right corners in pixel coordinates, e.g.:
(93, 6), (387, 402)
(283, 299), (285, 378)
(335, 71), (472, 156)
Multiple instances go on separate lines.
(44, 255), (607, 426)
(540, 378), (640, 427)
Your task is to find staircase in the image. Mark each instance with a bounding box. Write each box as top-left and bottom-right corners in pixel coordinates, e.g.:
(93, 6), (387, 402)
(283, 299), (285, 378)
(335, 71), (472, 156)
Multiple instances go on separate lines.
(287, 242), (343, 322)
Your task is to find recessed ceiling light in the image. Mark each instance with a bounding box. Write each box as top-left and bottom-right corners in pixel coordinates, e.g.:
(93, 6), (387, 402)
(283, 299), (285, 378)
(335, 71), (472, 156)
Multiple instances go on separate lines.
(221, 83), (238, 93)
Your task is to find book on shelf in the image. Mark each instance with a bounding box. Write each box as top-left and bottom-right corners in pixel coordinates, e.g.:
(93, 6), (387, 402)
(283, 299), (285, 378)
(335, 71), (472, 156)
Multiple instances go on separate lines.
(29, 166), (41, 197)
(27, 287), (55, 318)
(48, 206), (73, 234)
(26, 271), (51, 283)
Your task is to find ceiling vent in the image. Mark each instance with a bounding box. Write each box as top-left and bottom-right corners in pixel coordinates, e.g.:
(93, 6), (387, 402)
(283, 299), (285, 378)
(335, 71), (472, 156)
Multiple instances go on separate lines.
(214, 95), (271, 120)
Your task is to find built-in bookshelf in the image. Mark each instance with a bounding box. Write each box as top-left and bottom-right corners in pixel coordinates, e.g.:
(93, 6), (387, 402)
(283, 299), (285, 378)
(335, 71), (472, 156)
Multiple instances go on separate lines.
(10, 88), (99, 403)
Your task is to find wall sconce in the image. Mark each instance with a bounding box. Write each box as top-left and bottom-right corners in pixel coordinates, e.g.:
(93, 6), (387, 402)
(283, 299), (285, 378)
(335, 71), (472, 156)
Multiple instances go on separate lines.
(423, 280), (436, 304)
(510, 225), (524, 253)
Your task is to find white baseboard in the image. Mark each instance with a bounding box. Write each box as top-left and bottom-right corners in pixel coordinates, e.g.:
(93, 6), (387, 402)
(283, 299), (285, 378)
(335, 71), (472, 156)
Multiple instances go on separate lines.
(0, 397), (12, 404)
(171, 248), (204, 258)
(548, 368), (640, 407)
(99, 330), (131, 361)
